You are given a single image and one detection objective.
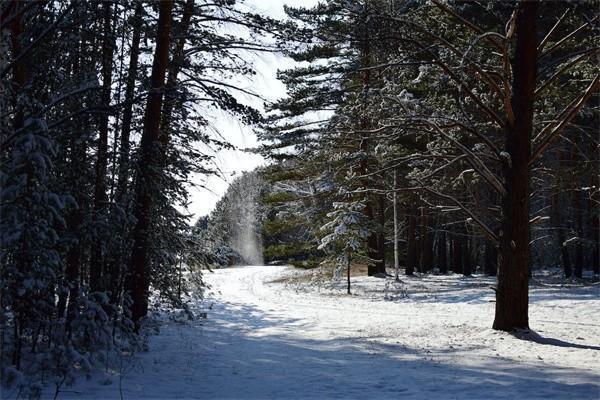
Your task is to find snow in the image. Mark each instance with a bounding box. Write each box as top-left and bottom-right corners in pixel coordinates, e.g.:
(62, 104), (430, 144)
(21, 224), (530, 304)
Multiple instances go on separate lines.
(38, 266), (599, 399)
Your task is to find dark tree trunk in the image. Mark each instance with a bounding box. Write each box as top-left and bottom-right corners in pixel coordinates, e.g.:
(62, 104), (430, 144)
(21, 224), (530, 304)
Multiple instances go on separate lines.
(128, 0), (173, 326)
(591, 192), (600, 276)
(449, 236), (455, 273)
(452, 236), (463, 275)
(484, 240), (497, 276)
(438, 229), (448, 273)
(551, 191), (571, 277)
(116, 1), (143, 201)
(366, 200), (380, 276)
(463, 234), (472, 276)
(571, 167), (583, 278)
(347, 257), (351, 294)
(420, 208), (434, 273)
(160, 0), (194, 142)
(405, 203), (417, 275)
(9, 0), (28, 370)
(355, 9), (381, 277)
(376, 193), (386, 274)
(90, 2), (115, 292)
(9, 2), (26, 131)
(59, 130), (87, 325)
(493, 1), (538, 331)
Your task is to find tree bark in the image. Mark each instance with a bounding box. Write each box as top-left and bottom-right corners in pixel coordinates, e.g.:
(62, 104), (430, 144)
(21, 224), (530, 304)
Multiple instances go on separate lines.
(356, 8), (382, 277)
(484, 239), (497, 276)
(159, 0), (194, 144)
(376, 192), (386, 274)
(393, 171), (400, 280)
(8, 0), (28, 370)
(438, 228), (447, 273)
(551, 190), (571, 277)
(90, 1), (115, 292)
(116, 1), (143, 201)
(420, 207), (433, 273)
(591, 183), (600, 276)
(347, 257), (351, 294)
(452, 236), (463, 274)
(405, 201), (417, 275)
(571, 184), (584, 278)
(463, 231), (472, 276)
(128, 0), (173, 326)
(493, 1), (538, 331)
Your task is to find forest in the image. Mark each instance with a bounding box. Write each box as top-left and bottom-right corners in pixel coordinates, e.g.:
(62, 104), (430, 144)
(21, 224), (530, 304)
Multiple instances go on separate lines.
(1, 0), (598, 399)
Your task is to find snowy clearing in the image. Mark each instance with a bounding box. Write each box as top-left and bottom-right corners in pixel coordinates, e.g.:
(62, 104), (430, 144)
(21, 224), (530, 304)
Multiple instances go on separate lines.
(40, 265), (599, 399)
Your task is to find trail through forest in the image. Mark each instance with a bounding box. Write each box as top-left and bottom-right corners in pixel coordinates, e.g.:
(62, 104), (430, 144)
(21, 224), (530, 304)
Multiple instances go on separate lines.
(41, 266), (600, 400)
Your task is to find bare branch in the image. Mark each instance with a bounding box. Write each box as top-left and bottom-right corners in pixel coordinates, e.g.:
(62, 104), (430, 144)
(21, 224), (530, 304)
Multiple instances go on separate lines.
(430, 0), (503, 52)
(540, 17), (597, 59)
(418, 119), (507, 196)
(535, 48), (599, 97)
(537, 9), (570, 53)
(530, 74), (600, 165)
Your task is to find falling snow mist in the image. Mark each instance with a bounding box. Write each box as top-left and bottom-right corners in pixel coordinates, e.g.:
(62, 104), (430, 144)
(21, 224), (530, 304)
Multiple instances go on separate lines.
(228, 172), (264, 265)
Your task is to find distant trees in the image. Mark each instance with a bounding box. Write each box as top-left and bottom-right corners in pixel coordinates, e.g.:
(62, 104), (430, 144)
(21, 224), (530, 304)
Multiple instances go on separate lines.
(193, 171), (268, 267)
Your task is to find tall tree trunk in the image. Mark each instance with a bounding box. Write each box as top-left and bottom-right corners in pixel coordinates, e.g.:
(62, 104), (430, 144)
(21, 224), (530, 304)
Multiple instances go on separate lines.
(116, 1), (143, 202)
(571, 177), (584, 278)
(393, 171), (400, 280)
(405, 202), (417, 275)
(128, 0), (173, 326)
(438, 228), (447, 273)
(366, 200), (380, 275)
(591, 179), (600, 276)
(452, 236), (463, 274)
(356, 7), (381, 277)
(462, 232), (472, 276)
(484, 240), (497, 276)
(347, 256), (351, 294)
(493, 1), (537, 331)
(449, 235), (455, 273)
(90, 1), (115, 292)
(376, 192), (386, 274)
(420, 208), (433, 273)
(551, 190), (571, 277)
(160, 0), (194, 142)
(8, 0), (27, 370)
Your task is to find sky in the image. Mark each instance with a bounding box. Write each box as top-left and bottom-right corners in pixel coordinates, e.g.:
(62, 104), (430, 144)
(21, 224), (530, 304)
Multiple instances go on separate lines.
(184, 0), (318, 220)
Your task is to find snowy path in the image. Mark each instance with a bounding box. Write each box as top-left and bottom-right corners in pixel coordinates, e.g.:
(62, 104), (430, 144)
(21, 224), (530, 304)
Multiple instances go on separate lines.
(49, 265), (599, 399)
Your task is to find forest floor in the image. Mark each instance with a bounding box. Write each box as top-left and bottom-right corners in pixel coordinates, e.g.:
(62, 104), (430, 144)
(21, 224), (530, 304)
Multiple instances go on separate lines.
(42, 265), (599, 399)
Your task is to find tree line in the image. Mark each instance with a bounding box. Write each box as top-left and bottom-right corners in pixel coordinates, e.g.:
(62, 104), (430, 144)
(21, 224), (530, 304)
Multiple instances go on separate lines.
(0, 0), (284, 390)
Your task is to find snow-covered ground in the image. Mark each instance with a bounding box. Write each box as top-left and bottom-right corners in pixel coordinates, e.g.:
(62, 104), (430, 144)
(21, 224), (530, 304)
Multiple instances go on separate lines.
(39, 265), (599, 399)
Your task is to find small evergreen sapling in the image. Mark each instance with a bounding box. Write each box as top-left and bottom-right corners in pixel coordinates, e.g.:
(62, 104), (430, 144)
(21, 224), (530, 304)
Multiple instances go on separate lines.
(318, 198), (371, 294)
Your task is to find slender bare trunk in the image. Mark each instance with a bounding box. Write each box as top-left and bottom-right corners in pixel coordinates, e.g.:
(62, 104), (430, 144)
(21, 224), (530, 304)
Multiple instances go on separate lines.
(347, 257), (351, 294)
